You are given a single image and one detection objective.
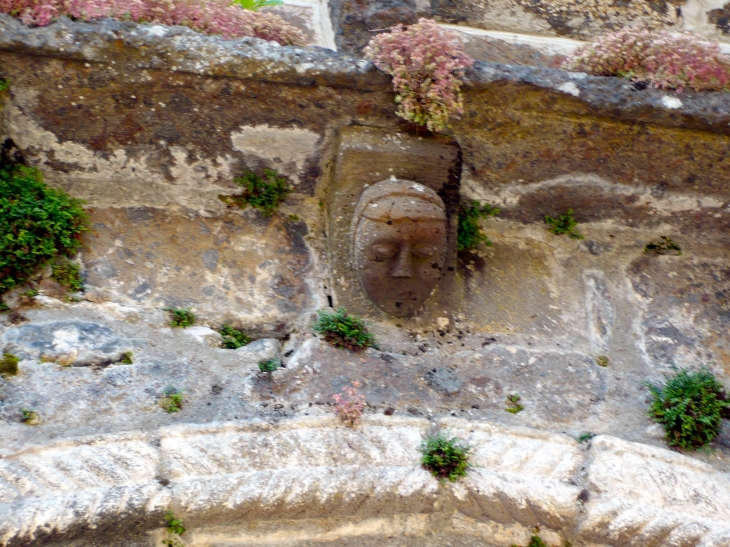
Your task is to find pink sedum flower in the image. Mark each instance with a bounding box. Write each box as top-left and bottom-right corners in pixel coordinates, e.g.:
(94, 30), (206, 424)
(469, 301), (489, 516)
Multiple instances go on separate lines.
(364, 18), (473, 132)
(0, 0), (306, 46)
(333, 381), (366, 428)
(562, 27), (730, 93)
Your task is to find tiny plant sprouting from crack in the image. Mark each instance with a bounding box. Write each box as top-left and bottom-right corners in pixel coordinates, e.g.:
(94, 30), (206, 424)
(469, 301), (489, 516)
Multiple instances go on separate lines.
(420, 431), (471, 482)
(120, 352), (134, 365)
(218, 324), (250, 349)
(333, 381), (366, 427)
(160, 386), (185, 413)
(505, 394), (524, 414)
(577, 432), (596, 443)
(164, 308), (195, 328)
(258, 359), (281, 373)
(162, 511), (186, 547)
(457, 200), (500, 251)
(219, 168), (291, 217)
(313, 308), (376, 352)
(644, 236), (682, 256)
(545, 208), (584, 239)
(20, 408), (39, 425)
(596, 355), (609, 367)
(0, 352), (19, 376)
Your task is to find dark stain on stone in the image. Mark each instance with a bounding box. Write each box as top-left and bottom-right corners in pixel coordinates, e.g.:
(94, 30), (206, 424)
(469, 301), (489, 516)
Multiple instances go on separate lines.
(125, 207), (155, 223)
(709, 3), (730, 34)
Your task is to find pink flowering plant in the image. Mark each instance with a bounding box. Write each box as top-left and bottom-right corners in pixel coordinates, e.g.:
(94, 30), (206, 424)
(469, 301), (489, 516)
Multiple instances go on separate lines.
(0, 0), (306, 45)
(562, 27), (730, 93)
(333, 381), (366, 427)
(364, 18), (473, 132)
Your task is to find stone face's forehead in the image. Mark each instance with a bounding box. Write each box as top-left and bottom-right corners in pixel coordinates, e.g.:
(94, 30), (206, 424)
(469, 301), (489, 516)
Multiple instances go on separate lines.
(355, 179), (446, 222)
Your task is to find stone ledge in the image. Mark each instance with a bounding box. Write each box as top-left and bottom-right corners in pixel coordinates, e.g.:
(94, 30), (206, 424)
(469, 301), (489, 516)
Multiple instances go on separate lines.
(1, 416), (729, 546)
(2, 15), (730, 135)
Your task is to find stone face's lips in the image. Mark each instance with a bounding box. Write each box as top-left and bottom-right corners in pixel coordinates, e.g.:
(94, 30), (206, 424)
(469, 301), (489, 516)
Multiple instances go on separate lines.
(1, 416), (729, 546)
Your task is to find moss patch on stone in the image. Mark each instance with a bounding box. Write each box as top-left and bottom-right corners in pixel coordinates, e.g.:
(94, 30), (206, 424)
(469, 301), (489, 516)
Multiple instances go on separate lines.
(0, 352), (19, 376)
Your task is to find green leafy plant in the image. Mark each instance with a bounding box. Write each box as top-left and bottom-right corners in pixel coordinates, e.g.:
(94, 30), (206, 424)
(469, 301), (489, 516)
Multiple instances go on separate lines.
(258, 358), (280, 372)
(313, 308), (376, 352)
(0, 79), (8, 92)
(165, 511), (186, 535)
(576, 432), (595, 443)
(0, 301), (9, 313)
(164, 307), (195, 328)
(545, 209), (584, 240)
(20, 408), (39, 424)
(219, 169), (291, 217)
(420, 432), (471, 481)
(120, 352), (134, 365)
(457, 200), (500, 251)
(512, 536), (549, 547)
(21, 289), (38, 298)
(160, 386), (185, 413)
(218, 324), (251, 349)
(645, 236), (682, 256)
(0, 352), (19, 376)
(0, 160), (89, 294)
(647, 368), (730, 449)
(51, 260), (84, 292)
(596, 355), (609, 367)
(505, 394), (524, 414)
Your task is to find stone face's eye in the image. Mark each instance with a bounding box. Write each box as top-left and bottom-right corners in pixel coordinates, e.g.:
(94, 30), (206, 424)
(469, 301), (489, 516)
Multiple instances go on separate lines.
(411, 243), (438, 258)
(369, 243), (398, 260)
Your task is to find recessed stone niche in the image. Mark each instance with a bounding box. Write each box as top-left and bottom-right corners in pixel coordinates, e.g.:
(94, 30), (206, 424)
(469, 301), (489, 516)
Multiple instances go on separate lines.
(326, 126), (461, 324)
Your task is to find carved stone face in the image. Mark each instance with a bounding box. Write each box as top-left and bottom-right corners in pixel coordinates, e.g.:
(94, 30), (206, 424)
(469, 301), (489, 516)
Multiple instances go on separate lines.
(352, 179), (448, 317)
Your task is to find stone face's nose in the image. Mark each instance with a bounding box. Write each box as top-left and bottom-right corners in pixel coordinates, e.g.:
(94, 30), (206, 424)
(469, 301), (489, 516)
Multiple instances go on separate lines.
(391, 244), (413, 278)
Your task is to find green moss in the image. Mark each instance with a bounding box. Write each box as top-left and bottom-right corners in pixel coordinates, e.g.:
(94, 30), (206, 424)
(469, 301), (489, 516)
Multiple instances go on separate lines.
(0, 352), (19, 376)
(645, 236), (682, 255)
(160, 386), (185, 413)
(420, 432), (471, 482)
(313, 308), (376, 352)
(576, 432), (595, 443)
(647, 367), (730, 449)
(20, 408), (39, 424)
(218, 324), (251, 349)
(288, 214), (300, 221)
(596, 355), (609, 367)
(0, 159), (89, 294)
(51, 260), (84, 292)
(511, 535), (550, 547)
(164, 308), (195, 328)
(0, 79), (8, 92)
(545, 208), (584, 239)
(457, 200), (500, 251)
(120, 352), (134, 365)
(219, 168), (291, 217)
(0, 301), (9, 313)
(505, 394), (524, 414)
(258, 358), (280, 372)
(21, 289), (38, 298)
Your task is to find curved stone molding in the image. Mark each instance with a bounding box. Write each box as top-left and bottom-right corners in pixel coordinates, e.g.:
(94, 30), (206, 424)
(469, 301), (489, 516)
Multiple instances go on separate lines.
(1, 417), (730, 546)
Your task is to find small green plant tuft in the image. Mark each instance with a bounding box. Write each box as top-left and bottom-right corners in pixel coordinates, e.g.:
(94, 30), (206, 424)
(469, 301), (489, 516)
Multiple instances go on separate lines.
(505, 394), (524, 414)
(0, 79), (8, 92)
(420, 432), (471, 481)
(219, 168), (291, 217)
(0, 352), (19, 376)
(511, 535), (550, 547)
(645, 236), (682, 256)
(0, 301), (9, 313)
(20, 408), (40, 424)
(577, 432), (596, 443)
(457, 200), (500, 251)
(22, 289), (38, 298)
(313, 308), (376, 352)
(51, 260), (84, 292)
(596, 355), (609, 367)
(165, 511), (186, 535)
(647, 367), (730, 449)
(218, 324), (251, 349)
(120, 352), (134, 365)
(164, 307), (195, 328)
(288, 214), (300, 221)
(258, 358), (280, 372)
(231, 0), (283, 10)
(160, 386), (185, 413)
(545, 209), (584, 240)
(0, 159), (89, 294)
